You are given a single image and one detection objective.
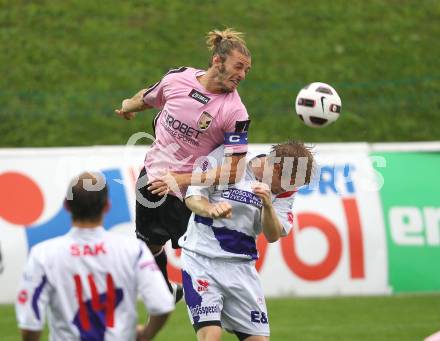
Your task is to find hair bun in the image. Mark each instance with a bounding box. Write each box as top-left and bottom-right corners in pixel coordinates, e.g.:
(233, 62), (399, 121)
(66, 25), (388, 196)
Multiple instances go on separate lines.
(206, 28), (246, 51)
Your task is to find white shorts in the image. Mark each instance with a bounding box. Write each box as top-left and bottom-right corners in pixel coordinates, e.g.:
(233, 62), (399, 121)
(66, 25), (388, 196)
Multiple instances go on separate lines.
(181, 250), (270, 337)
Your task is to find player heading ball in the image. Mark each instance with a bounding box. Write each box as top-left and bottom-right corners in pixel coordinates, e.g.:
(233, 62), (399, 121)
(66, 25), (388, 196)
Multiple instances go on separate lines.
(115, 28), (253, 302)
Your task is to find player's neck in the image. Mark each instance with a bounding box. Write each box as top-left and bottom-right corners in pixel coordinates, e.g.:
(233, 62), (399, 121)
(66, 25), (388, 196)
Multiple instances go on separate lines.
(72, 219), (103, 229)
(197, 70), (223, 94)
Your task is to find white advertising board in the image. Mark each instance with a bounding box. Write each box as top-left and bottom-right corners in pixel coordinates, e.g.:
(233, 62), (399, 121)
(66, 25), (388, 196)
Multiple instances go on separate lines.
(0, 144), (389, 303)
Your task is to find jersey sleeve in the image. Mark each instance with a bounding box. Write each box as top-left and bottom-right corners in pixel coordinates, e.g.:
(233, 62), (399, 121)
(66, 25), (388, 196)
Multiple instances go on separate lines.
(142, 67), (187, 109)
(185, 183), (213, 200)
(135, 242), (174, 316)
(15, 247), (52, 331)
(272, 191), (296, 236)
(222, 103), (250, 155)
(142, 79), (167, 109)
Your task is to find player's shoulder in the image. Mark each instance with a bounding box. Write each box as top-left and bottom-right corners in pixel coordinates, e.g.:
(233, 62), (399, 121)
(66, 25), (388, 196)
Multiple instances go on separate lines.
(273, 190), (297, 205)
(225, 88), (245, 105)
(103, 230), (138, 244)
(103, 231), (144, 252)
(29, 234), (70, 260)
(220, 89), (247, 119)
(162, 66), (193, 81)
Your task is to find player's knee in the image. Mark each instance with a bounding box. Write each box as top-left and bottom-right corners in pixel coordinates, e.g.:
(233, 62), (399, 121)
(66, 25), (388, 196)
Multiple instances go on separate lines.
(241, 336), (269, 341)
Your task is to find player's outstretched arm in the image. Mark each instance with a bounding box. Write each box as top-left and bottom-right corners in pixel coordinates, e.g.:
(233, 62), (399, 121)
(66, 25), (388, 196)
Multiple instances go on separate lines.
(197, 153), (247, 187)
(252, 183), (283, 243)
(185, 196), (232, 219)
(115, 88), (154, 120)
(148, 154), (247, 196)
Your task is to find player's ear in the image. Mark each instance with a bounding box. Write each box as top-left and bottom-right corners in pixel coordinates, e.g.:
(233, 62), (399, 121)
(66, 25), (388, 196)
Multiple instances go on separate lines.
(103, 200), (111, 214)
(63, 199), (71, 212)
(212, 54), (222, 67)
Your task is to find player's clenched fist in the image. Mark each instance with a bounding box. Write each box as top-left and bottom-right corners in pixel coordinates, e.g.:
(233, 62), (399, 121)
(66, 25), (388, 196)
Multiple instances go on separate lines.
(115, 99), (137, 120)
(115, 108), (136, 120)
(208, 201), (232, 219)
(252, 182), (272, 208)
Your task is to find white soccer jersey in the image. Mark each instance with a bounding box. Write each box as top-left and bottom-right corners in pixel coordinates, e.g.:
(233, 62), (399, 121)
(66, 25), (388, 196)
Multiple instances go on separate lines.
(15, 227), (174, 341)
(180, 146), (296, 260)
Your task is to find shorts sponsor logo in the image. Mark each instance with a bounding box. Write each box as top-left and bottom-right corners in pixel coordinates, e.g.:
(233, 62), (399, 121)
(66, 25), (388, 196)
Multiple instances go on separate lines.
(250, 310), (268, 324)
(190, 304), (220, 317)
(196, 279), (209, 292)
(197, 111), (213, 131)
(188, 89), (211, 104)
(222, 189), (262, 208)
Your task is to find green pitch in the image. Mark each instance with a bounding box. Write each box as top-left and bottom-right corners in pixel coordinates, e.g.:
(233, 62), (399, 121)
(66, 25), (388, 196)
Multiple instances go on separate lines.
(2, 294), (439, 340)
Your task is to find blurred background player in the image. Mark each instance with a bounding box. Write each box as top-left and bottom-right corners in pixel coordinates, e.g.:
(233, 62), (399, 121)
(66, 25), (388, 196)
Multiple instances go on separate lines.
(115, 28), (252, 301)
(180, 141), (314, 340)
(15, 172), (174, 341)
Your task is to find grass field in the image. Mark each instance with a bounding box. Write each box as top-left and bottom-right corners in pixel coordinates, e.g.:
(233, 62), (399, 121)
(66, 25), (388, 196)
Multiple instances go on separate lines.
(2, 294), (439, 340)
(1, 1), (440, 146)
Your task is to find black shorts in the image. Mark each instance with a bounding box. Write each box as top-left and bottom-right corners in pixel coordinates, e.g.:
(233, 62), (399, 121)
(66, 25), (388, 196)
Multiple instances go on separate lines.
(135, 167), (192, 249)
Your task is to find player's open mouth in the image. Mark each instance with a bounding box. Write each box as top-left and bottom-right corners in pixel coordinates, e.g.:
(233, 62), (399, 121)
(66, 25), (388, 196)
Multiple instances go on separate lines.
(230, 79), (240, 86)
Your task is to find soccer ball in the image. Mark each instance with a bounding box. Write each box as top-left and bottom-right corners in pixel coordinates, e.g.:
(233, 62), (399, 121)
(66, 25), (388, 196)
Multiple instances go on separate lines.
(295, 82), (341, 128)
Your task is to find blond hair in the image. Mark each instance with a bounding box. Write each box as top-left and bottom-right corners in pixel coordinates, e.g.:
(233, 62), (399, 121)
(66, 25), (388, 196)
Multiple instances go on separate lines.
(206, 28), (251, 66)
(270, 140), (315, 185)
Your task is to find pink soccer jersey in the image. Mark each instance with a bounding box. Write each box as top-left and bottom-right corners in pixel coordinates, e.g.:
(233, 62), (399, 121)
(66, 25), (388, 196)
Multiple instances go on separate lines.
(142, 67), (250, 181)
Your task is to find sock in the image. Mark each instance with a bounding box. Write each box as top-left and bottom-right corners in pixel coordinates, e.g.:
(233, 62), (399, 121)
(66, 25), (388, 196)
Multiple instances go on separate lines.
(153, 248), (172, 293)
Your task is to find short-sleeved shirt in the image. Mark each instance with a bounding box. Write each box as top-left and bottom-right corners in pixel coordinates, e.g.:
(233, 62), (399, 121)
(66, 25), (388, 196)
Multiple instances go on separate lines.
(15, 227), (174, 341)
(143, 67), (250, 182)
(180, 146), (296, 261)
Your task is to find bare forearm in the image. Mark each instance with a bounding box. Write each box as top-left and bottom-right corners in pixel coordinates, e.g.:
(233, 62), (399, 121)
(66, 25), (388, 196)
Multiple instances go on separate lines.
(141, 313), (170, 340)
(122, 89), (153, 113)
(185, 196), (213, 217)
(21, 329), (41, 341)
(201, 164), (238, 186)
(185, 196), (232, 219)
(148, 156), (244, 198)
(261, 205), (283, 243)
(181, 154), (247, 187)
(175, 168), (226, 188)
